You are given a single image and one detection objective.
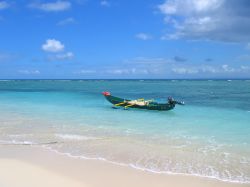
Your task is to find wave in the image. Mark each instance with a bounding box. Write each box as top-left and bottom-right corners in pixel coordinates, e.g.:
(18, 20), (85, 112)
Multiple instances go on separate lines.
(0, 140), (34, 145)
(55, 134), (99, 141)
(0, 139), (58, 145)
(43, 146), (250, 184)
(1, 135), (249, 184)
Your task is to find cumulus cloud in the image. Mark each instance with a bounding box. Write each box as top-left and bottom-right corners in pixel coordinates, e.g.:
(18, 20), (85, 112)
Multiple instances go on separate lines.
(41, 39), (74, 61)
(42, 39), (65, 52)
(159, 0), (250, 42)
(135, 33), (152, 40)
(57, 17), (76, 26)
(0, 1), (9, 10)
(29, 1), (71, 12)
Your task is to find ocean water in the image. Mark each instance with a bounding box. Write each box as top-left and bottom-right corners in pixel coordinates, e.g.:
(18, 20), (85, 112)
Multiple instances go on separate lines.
(0, 79), (250, 183)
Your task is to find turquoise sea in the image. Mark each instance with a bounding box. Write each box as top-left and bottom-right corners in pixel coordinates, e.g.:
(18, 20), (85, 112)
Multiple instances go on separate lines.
(0, 80), (250, 183)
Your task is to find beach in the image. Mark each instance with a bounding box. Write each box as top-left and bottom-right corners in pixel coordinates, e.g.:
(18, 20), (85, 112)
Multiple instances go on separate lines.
(1, 145), (249, 187)
(2, 0), (250, 185)
(0, 80), (250, 186)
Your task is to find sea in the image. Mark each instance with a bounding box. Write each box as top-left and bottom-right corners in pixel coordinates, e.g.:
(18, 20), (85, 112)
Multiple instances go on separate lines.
(0, 79), (249, 183)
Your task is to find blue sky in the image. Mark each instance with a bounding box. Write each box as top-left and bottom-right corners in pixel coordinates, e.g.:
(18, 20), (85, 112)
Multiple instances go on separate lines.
(0, 0), (250, 79)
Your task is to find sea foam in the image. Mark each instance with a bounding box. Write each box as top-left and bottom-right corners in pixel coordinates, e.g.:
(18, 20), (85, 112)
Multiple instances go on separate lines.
(55, 134), (99, 141)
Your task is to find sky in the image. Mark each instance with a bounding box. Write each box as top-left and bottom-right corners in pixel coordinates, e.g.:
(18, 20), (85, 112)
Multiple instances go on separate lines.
(0, 0), (250, 79)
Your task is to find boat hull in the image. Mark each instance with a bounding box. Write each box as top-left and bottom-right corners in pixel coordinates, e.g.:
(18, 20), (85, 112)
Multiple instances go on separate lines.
(104, 95), (175, 111)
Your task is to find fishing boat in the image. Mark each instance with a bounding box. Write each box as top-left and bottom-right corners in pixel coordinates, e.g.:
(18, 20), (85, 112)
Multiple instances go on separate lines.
(102, 91), (184, 111)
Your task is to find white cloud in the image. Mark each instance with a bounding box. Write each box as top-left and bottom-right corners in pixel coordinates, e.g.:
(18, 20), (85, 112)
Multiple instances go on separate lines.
(30, 1), (71, 12)
(171, 64), (250, 75)
(76, 70), (96, 74)
(57, 17), (76, 26)
(172, 67), (198, 74)
(42, 39), (74, 61)
(47, 52), (74, 61)
(0, 1), (9, 10)
(105, 69), (130, 74)
(124, 57), (172, 65)
(159, 0), (223, 16)
(55, 52), (74, 60)
(18, 70), (40, 75)
(106, 58), (170, 75)
(240, 65), (250, 71)
(200, 65), (218, 73)
(105, 68), (149, 75)
(159, 0), (250, 42)
(42, 39), (64, 52)
(123, 57), (173, 75)
(221, 64), (235, 72)
(100, 1), (110, 7)
(135, 33), (152, 40)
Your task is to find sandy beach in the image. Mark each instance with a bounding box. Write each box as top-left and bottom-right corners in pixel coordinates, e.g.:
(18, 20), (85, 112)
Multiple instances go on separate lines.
(1, 0), (250, 184)
(0, 145), (249, 187)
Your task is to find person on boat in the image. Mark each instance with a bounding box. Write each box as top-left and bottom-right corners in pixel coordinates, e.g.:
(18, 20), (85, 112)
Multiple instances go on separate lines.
(168, 97), (175, 105)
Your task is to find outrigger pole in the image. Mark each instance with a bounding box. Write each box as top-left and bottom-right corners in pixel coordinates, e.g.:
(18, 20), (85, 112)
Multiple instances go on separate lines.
(114, 101), (136, 109)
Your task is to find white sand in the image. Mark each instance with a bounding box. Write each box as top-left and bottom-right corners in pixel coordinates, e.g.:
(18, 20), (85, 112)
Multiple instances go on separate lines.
(0, 146), (249, 187)
(0, 159), (86, 187)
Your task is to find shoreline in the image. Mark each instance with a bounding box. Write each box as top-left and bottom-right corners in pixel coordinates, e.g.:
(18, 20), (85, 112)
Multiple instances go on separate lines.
(0, 145), (249, 187)
(45, 146), (250, 185)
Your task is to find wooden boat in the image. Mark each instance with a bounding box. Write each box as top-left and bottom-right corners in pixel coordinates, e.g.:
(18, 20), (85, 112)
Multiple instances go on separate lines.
(102, 91), (184, 111)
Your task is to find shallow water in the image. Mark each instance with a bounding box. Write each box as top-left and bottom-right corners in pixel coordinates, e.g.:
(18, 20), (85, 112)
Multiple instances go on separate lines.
(0, 80), (250, 183)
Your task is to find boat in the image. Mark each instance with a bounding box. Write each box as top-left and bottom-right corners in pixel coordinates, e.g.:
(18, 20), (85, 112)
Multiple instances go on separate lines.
(102, 91), (184, 111)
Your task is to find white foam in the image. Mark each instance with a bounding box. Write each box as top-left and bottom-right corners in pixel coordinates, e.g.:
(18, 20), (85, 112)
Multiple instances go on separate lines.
(42, 146), (250, 184)
(0, 139), (34, 145)
(55, 134), (99, 141)
(8, 134), (33, 138)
